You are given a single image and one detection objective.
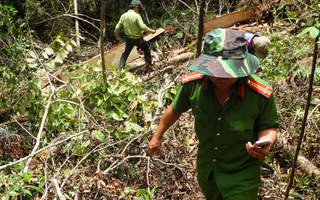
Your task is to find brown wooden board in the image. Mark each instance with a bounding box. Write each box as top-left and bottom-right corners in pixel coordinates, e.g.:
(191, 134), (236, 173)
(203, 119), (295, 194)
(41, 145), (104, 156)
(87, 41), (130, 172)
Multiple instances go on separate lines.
(203, 7), (260, 34)
(84, 28), (165, 67)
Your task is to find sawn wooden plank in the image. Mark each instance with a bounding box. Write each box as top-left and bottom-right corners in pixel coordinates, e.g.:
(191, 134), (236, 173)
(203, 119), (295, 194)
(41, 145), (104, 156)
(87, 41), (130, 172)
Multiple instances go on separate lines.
(204, 7), (260, 34)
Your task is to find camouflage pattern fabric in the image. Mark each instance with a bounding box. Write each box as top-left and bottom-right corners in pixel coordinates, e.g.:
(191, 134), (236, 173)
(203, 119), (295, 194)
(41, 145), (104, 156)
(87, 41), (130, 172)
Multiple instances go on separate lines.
(189, 28), (260, 78)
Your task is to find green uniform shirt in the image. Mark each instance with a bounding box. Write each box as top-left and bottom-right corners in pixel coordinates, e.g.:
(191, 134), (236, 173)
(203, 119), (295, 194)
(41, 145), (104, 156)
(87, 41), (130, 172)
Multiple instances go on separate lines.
(114, 10), (153, 39)
(172, 75), (279, 198)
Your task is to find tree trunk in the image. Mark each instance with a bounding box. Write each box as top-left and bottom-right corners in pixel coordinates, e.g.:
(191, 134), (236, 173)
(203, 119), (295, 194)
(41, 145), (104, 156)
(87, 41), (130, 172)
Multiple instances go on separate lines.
(196, 0), (205, 57)
(100, 0), (107, 82)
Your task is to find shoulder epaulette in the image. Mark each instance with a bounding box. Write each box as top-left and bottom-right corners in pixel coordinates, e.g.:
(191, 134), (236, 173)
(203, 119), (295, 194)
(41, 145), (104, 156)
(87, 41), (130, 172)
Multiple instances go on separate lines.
(181, 72), (204, 84)
(246, 76), (273, 98)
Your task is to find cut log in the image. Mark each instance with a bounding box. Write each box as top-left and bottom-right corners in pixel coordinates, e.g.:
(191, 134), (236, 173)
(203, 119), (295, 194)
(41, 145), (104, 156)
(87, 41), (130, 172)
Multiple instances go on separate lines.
(204, 7), (260, 34)
(279, 137), (320, 182)
(165, 52), (195, 65)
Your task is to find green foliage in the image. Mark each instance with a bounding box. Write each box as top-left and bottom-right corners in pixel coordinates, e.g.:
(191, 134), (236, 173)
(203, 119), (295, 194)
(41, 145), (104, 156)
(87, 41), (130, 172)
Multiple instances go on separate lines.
(0, 5), (39, 113)
(0, 171), (44, 199)
(24, 0), (72, 41)
(119, 186), (155, 200)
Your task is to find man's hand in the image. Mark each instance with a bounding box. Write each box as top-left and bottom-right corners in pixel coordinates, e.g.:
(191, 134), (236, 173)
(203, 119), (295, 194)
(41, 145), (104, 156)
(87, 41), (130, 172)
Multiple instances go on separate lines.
(246, 141), (272, 159)
(147, 137), (162, 159)
(151, 29), (156, 34)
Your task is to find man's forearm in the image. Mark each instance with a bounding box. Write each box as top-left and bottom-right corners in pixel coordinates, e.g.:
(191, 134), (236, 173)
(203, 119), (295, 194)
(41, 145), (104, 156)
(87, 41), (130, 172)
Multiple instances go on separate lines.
(257, 128), (278, 144)
(153, 104), (181, 140)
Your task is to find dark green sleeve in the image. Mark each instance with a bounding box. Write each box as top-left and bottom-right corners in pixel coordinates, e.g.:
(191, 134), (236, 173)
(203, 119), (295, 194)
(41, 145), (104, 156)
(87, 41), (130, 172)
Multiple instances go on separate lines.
(255, 93), (279, 132)
(171, 84), (192, 113)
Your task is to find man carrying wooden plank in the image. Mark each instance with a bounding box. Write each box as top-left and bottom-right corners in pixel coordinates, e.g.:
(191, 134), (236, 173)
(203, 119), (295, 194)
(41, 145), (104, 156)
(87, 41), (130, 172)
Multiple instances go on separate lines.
(114, 0), (156, 70)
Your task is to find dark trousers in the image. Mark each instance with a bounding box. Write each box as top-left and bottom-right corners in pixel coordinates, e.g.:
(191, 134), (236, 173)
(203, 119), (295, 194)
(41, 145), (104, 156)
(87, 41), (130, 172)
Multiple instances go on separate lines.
(118, 37), (152, 70)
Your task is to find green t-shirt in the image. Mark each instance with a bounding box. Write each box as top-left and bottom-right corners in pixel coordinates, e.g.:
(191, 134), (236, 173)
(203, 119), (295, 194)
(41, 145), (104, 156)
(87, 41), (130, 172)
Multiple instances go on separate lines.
(172, 75), (279, 198)
(114, 10), (153, 39)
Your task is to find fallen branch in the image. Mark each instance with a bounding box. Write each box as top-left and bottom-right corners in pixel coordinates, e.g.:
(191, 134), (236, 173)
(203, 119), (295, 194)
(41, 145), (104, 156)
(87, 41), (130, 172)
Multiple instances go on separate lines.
(52, 178), (65, 200)
(280, 137), (320, 182)
(0, 114), (28, 126)
(165, 52), (194, 65)
(23, 84), (63, 172)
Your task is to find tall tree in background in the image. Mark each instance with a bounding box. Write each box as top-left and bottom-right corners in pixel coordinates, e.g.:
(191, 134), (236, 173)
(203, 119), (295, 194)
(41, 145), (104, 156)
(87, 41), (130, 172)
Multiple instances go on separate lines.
(196, 0), (206, 57)
(100, 0), (106, 82)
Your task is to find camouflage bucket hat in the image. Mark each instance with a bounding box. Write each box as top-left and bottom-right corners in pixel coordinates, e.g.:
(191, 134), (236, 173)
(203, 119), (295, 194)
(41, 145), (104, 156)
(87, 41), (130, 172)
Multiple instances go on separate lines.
(130, 0), (142, 7)
(188, 28), (260, 78)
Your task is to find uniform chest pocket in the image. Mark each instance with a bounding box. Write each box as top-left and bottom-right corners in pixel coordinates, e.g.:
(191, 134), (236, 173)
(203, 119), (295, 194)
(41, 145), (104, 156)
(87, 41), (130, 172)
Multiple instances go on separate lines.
(229, 120), (254, 131)
(192, 105), (208, 123)
(229, 120), (254, 140)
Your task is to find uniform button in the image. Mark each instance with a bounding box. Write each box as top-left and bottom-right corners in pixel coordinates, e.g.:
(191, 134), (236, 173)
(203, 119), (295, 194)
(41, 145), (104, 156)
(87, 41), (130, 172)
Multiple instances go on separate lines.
(216, 133), (221, 136)
(217, 117), (222, 121)
(213, 159), (216, 162)
(214, 147), (218, 150)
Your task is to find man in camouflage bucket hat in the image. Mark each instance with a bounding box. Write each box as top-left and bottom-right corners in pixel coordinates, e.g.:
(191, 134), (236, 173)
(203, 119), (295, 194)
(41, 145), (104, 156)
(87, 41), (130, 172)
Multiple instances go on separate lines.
(148, 28), (279, 199)
(188, 28), (260, 78)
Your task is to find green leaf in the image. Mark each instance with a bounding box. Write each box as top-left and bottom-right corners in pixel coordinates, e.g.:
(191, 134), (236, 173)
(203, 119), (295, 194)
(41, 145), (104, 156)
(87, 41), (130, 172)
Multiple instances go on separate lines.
(309, 27), (319, 39)
(28, 63), (38, 68)
(137, 94), (147, 102)
(299, 27), (312, 37)
(41, 51), (49, 59)
(21, 188), (32, 197)
(45, 47), (54, 55)
(23, 172), (33, 181)
(82, 140), (90, 148)
(55, 53), (63, 63)
(124, 187), (136, 194)
(111, 112), (122, 121)
(29, 51), (37, 59)
(66, 44), (73, 52)
(111, 97), (122, 104)
(175, 32), (183, 39)
(92, 130), (106, 142)
(128, 93), (136, 101)
(26, 58), (36, 63)
(288, 12), (296, 18)
(8, 191), (20, 197)
(125, 122), (143, 132)
(71, 39), (78, 46)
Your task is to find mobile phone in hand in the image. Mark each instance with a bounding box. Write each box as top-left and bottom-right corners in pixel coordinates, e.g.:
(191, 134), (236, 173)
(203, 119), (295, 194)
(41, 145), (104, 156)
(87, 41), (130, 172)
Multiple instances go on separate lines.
(254, 139), (271, 147)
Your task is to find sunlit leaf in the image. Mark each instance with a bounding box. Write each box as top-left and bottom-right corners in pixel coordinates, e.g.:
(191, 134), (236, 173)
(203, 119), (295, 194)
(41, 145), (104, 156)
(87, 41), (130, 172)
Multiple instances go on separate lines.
(29, 51), (37, 59)
(55, 54), (63, 63)
(26, 58), (36, 63)
(93, 67), (102, 72)
(309, 27), (319, 39)
(82, 140), (90, 148)
(111, 112), (122, 121)
(71, 39), (77, 46)
(137, 94), (147, 102)
(45, 47), (54, 55)
(92, 130), (105, 142)
(66, 44), (73, 52)
(28, 63), (38, 68)
(41, 51), (49, 59)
